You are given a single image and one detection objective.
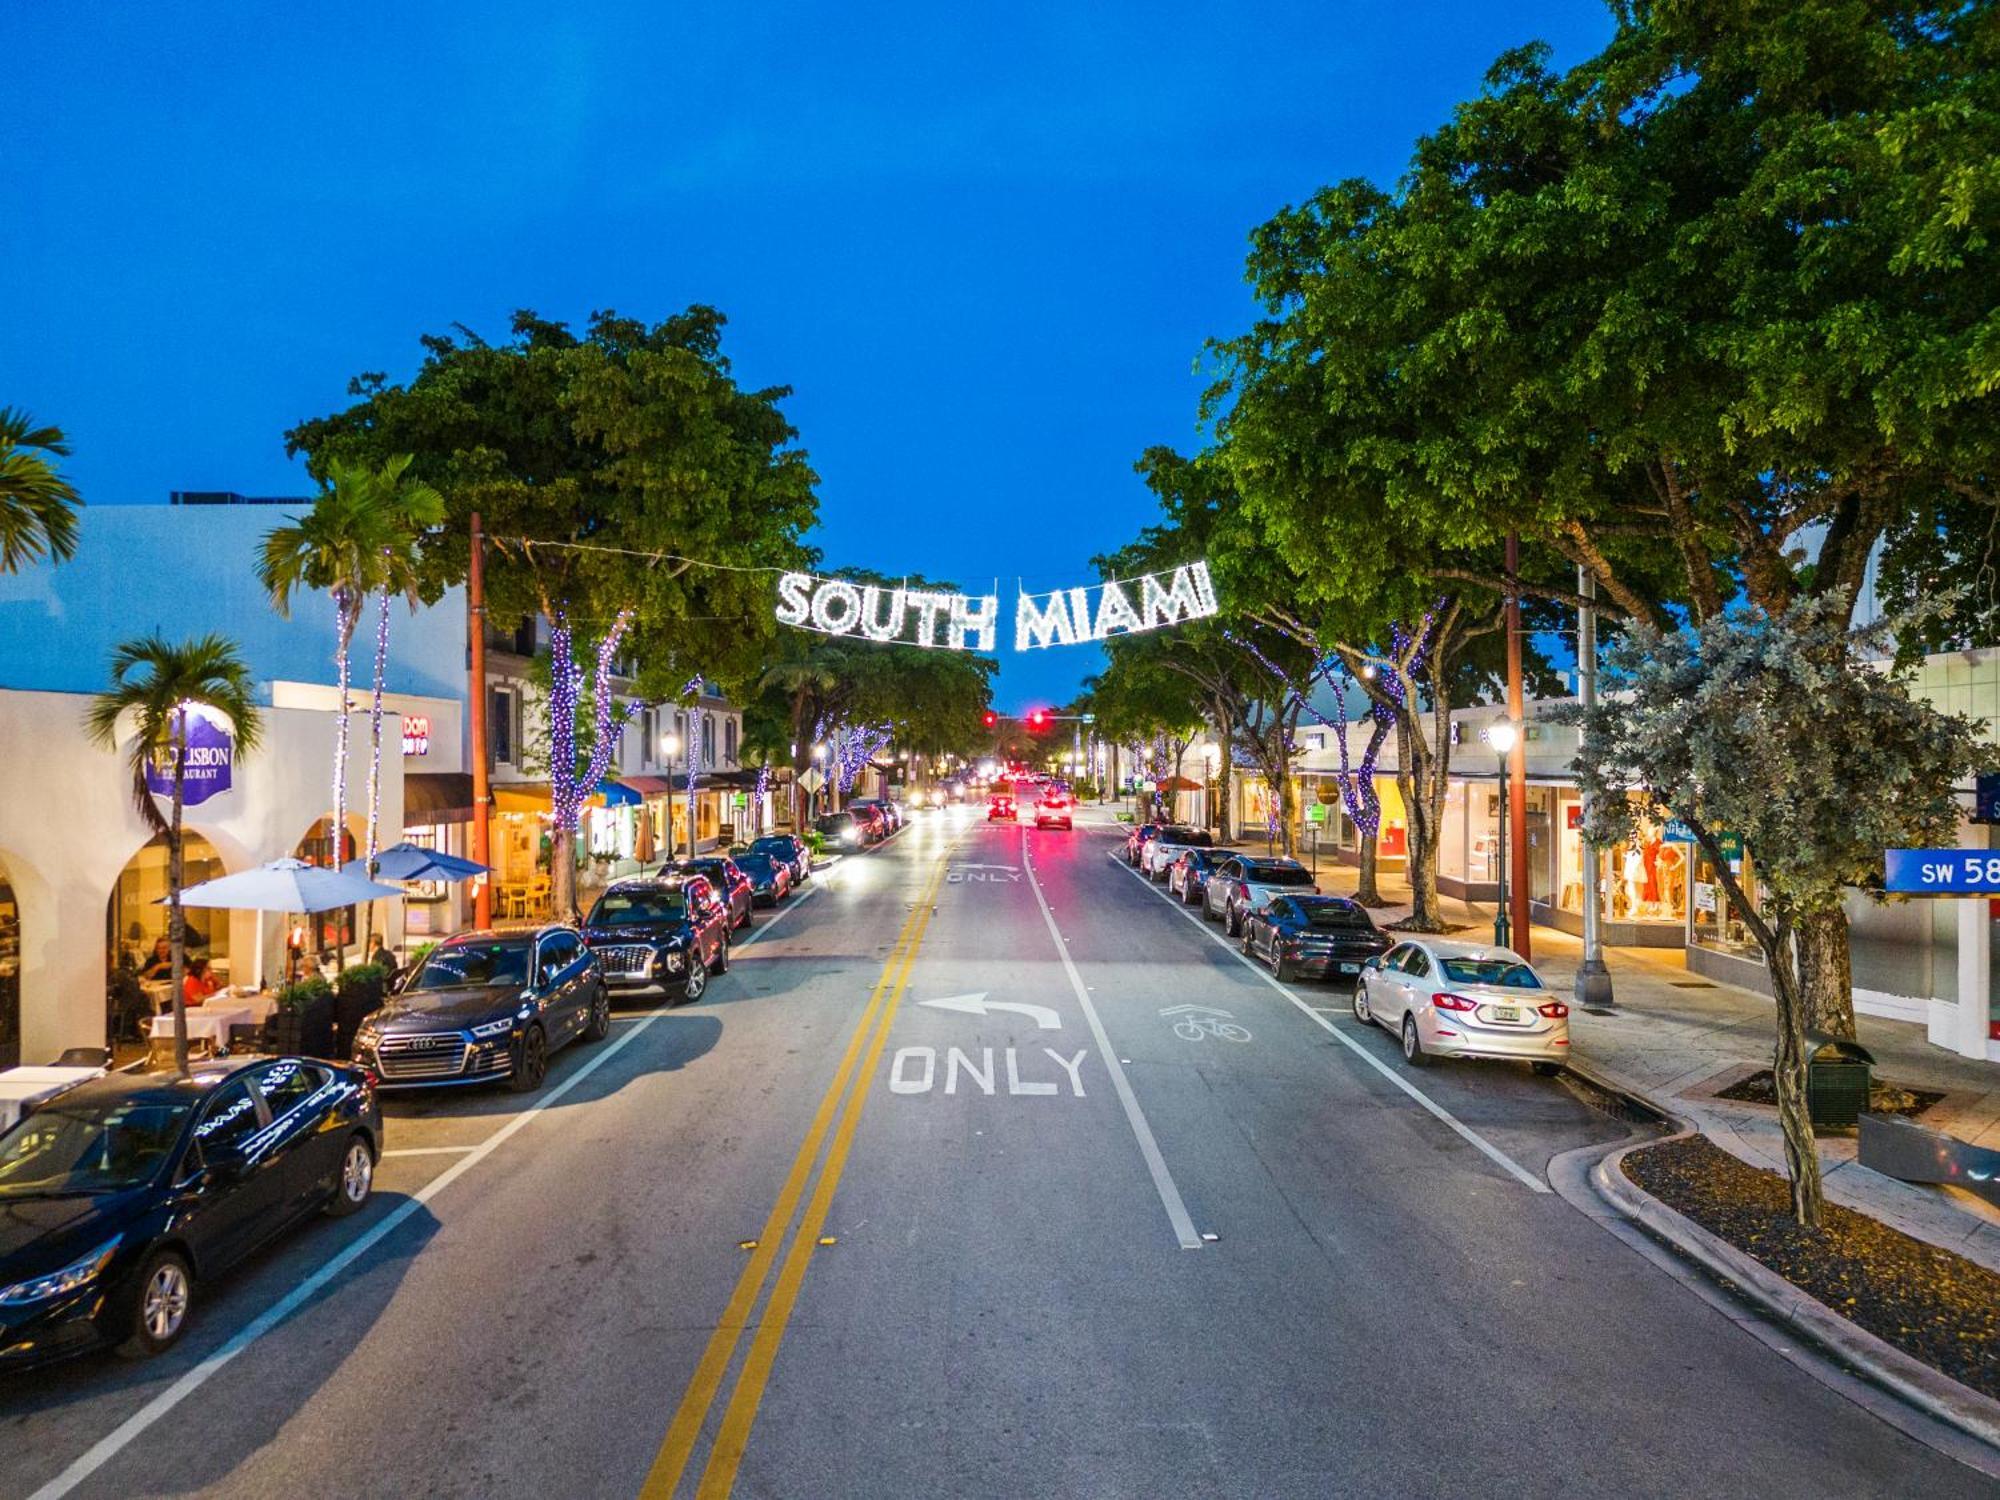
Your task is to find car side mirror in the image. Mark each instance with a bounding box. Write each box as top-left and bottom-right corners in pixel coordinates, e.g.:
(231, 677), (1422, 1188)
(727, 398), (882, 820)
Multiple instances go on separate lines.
(1362, 957), (1383, 972)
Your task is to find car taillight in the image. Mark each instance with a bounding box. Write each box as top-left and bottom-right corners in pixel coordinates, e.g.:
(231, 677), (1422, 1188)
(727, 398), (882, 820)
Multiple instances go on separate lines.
(1538, 1001), (1570, 1019)
(1432, 992), (1478, 1012)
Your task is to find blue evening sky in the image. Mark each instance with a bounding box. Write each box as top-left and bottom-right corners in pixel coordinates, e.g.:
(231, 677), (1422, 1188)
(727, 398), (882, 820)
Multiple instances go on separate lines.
(3, 1), (1614, 711)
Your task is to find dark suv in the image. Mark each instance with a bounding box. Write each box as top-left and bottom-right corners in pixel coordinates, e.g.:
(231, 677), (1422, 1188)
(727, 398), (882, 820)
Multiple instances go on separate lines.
(352, 926), (609, 1093)
(658, 856), (754, 930)
(583, 876), (731, 1004)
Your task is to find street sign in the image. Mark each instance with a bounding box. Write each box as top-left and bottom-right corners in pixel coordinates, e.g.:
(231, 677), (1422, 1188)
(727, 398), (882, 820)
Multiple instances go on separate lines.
(1305, 804), (1328, 825)
(1883, 849), (2000, 895)
(798, 767), (825, 794)
(1976, 773), (2000, 824)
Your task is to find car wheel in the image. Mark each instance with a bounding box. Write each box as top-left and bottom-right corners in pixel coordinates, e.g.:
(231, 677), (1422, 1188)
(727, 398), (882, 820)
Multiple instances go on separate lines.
(1352, 982), (1372, 1026)
(509, 1025), (548, 1092)
(1401, 1014), (1429, 1068)
(711, 933), (730, 974)
(325, 1134), (376, 1217)
(682, 955), (709, 1004)
(1271, 950), (1294, 983)
(117, 1248), (193, 1359)
(1225, 905), (1242, 937)
(583, 986), (611, 1042)
(737, 903), (753, 931)
(1531, 1060), (1564, 1077)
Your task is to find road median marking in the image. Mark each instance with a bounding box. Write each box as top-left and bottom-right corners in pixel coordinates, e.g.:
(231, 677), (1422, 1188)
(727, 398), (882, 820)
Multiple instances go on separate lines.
(641, 848), (954, 1500)
(1023, 828), (1205, 1250)
(1108, 853), (1550, 1195)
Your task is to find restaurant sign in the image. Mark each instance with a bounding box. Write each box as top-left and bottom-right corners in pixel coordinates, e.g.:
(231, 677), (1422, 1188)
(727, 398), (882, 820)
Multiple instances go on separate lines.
(144, 707), (234, 807)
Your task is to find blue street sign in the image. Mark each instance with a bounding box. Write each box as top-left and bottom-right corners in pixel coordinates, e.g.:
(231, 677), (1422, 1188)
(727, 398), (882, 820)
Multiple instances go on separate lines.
(1883, 849), (2000, 895)
(1976, 773), (2000, 825)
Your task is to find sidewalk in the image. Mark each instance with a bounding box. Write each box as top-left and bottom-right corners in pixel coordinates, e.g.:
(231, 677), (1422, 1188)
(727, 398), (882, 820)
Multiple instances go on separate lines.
(1301, 854), (2000, 1275)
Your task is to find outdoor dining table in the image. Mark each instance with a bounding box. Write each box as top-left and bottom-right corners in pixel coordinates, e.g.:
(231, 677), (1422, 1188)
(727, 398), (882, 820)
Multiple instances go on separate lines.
(147, 992), (278, 1051)
(0, 1066), (106, 1133)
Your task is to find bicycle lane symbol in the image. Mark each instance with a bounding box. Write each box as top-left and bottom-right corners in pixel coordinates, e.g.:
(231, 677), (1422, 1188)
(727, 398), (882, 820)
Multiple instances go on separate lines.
(1159, 1004), (1252, 1043)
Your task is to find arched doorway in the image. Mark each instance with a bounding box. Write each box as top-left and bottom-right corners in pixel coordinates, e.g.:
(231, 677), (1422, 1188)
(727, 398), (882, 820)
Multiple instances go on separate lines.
(293, 817), (358, 970)
(106, 832), (232, 1043)
(0, 860), (19, 1068)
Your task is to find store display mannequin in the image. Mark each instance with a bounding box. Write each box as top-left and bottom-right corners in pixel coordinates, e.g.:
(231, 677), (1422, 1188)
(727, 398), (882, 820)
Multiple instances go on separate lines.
(1622, 844), (1646, 919)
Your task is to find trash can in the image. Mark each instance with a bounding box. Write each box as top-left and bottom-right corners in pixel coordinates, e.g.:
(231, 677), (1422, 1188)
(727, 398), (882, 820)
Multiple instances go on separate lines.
(1805, 1033), (1875, 1127)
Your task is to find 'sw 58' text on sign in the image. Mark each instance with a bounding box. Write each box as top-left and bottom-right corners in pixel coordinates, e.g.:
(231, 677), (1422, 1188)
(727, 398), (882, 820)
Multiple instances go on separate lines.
(1883, 849), (2000, 895)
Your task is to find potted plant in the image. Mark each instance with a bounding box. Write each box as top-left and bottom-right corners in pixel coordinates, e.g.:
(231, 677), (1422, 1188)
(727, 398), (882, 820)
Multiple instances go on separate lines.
(270, 975), (335, 1057)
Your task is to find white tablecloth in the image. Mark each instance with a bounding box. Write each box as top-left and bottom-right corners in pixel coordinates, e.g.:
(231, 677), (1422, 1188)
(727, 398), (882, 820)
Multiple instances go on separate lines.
(148, 994), (277, 1047)
(0, 1066), (105, 1132)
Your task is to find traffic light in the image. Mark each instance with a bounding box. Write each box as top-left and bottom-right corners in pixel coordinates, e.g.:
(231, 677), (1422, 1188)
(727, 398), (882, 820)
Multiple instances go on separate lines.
(1027, 709), (1050, 732)
(981, 710), (998, 729)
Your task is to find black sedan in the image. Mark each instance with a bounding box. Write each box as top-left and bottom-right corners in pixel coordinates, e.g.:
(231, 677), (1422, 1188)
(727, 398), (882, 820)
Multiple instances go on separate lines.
(583, 876), (732, 1003)
(1168, 847), (1223, 906)
(660, 856), (755, 930)
(1241, 895), (1393, 983)
(731, 851), (793, 906)
(0, 1057), (381, 1368)
(352, 926), (609, 1093)
(747, 833), (812, 885)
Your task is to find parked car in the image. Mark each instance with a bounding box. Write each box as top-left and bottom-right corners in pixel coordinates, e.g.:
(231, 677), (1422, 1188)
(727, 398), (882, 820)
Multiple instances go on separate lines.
(747, 833), (812, 884)
(850, 804), (890, 843)
(732, 851), (793, 906)
(1354, 938), (1569, 1074)
(582, 877), (731, 1004)
(661, 856), (755, 930)
(1122, 823), (1163, 865)
(1203, 856), (1318, 935)
(1167, 847), (1223, 907)
(352, 926), (609, 1093)
(1034, 792), (1073, 830)
(0, 1056), (382, 1367)
(988, 792), (1018, 822)
(1140, 825), (1213, 880)
(815, 810), (868, 850)
(850, 798), (900, 834)
(1241, 895), (1393, 982)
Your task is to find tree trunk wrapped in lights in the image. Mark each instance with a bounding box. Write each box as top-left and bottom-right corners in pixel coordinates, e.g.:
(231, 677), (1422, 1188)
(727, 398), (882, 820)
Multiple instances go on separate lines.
(547, 609), (637, 922)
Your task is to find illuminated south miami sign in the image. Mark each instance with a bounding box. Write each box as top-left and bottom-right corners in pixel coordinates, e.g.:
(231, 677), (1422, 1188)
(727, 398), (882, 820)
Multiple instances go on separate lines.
(774, 562), (1218, 653)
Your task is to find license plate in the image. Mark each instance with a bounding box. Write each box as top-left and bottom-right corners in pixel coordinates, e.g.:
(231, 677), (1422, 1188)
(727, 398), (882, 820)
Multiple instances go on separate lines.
(1491, 1005), (1521, 1022)
(1339, 962), (1360, 974)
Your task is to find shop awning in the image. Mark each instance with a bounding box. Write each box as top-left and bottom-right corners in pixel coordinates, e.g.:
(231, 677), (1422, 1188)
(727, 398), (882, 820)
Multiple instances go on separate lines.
(493, 782), (554, 815)
(617, 776), (679, 796)
(404, 772), (479, 823)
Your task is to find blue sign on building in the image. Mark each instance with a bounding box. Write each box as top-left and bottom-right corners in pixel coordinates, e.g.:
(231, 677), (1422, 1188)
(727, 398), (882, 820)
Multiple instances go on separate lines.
(144, 708), (234, 807)
(1975, 773), (2000, 825)
(1883, 849), (2000, 895)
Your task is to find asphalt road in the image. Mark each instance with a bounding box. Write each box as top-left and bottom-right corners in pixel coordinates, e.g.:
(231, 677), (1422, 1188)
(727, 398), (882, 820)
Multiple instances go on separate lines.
(2, 806), (1990, 1498)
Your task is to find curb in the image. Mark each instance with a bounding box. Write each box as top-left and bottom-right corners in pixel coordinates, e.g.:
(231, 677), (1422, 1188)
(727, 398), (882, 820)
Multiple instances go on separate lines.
(1569, 1073), (2000, 1458)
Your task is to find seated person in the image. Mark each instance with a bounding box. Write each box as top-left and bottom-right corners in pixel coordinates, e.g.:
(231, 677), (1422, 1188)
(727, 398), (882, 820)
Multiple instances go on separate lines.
(139, 937), (173, 980)
(181, 956), (220, 1008)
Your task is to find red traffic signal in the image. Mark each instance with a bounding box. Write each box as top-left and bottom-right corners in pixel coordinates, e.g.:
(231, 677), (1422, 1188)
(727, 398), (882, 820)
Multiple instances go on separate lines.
(1027, 709), (1050, 731)
(981, 710), (998, 729)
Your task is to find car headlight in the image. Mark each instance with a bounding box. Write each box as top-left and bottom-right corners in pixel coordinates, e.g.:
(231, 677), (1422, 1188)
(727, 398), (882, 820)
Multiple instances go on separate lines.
(0, 1237), (121, 1306)
(470, 1017), (515, 1039)
(664, 950), (686, 972)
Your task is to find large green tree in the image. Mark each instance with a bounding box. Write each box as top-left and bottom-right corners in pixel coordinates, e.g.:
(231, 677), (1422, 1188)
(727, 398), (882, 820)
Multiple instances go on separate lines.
(1557, 597), (1990, 1227)
(85, 635), (263, 1076)
(288, 308), (820, 919)
(0, 406), (83, 573)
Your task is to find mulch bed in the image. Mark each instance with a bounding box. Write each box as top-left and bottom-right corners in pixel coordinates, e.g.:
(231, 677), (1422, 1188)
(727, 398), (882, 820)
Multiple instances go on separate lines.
(1624, 1135), (2000, 1400)
(1715, 1068), (1946, 1119)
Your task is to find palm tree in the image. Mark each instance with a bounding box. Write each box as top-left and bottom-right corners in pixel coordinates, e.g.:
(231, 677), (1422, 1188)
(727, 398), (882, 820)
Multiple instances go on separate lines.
(358, 457), (444, 950)
(85, 634), (262, 1075)
(259, 464), (392, 969)
(0, 407), (83, 573)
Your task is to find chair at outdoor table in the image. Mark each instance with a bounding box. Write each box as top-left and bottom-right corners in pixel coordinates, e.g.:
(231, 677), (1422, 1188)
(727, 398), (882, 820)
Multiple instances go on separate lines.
(528, 876), (551, 914)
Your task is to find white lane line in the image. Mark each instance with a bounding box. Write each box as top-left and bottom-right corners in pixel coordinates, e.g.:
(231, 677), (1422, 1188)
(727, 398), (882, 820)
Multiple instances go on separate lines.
(1107, 854), (1551, 1195)
(1024, 829), (1204, 1250)
(379, 1146), (477, 1158)
(29, 884), (823, 1500)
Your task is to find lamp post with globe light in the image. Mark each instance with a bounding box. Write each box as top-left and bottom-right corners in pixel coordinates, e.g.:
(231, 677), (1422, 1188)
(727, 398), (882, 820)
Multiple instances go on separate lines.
(1485, 719), (1519, 949)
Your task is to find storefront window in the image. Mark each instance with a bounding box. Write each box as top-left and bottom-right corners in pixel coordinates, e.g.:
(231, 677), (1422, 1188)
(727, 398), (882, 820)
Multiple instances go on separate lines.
(1690, 836), (1760, 960)
(107, 833), (232, 977)
(0, 866), (18, 1069)
(1441, 781), (1467, 880)
(1467, 786), (1500, 884)
(1525, 788), (1555, 906)
(295, 818), (355, 958)
(1553, 801), (1690, 927)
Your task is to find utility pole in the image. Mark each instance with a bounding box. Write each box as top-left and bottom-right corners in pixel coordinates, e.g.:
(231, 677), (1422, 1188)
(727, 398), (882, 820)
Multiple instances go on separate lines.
(1574, 565), (1615, 1010)
(1505, 533), (1531, 960)
(468, 512), (492, 930)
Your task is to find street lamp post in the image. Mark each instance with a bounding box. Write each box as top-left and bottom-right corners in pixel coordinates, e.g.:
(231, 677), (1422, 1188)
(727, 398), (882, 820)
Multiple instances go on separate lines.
(1485, 719), (1518, 950)
(659, 731), (681, 862)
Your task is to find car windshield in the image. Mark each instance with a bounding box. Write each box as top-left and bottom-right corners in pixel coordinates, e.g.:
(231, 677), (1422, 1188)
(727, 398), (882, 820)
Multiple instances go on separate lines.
(411, 943), (531, 988)
(1300, 902), (1373, 931)
(1439, 957), (1542, 989)
(1161, 828), (1212, 846)
(750, 838), (794, 857)
(1248, 864), (1314, 887)
(589, 890), (689, 925)
(735, 855), (777, 877)
(815, 815), (854, 834)
(0, 1095), (195, 1196)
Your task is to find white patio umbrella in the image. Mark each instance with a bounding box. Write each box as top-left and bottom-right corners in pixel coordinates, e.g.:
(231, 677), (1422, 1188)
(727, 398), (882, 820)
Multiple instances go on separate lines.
(170, 858), (404, 989)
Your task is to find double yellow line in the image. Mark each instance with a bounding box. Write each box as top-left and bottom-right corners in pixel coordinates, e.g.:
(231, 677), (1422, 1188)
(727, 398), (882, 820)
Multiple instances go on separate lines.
(640, 853), (950, 1500)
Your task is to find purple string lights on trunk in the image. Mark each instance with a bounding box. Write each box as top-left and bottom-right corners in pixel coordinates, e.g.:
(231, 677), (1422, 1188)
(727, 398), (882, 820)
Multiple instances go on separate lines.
(549, 608), (638, 836)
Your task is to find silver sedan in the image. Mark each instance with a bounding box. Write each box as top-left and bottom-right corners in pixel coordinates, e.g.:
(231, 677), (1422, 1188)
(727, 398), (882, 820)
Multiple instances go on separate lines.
(1353, 937), (1569, 1074)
